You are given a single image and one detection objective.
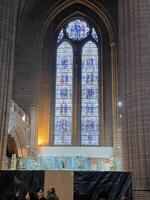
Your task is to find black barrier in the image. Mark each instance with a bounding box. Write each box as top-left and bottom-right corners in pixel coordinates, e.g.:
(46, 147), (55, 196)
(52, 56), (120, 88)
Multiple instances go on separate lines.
(0, 171), (44, 200)
(74, 171), (132, 200)
(0, 171), (132, 200)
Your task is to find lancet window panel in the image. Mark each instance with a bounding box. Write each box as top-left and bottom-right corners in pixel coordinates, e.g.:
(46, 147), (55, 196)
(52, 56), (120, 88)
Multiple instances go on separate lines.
(81, 41), (99, 145)
(54, 41), (73, 145)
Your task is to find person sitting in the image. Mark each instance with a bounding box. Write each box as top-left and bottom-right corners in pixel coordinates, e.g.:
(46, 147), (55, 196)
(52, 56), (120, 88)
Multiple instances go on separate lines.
(47, 187), (59, 200)
(36, 187), (46, 200)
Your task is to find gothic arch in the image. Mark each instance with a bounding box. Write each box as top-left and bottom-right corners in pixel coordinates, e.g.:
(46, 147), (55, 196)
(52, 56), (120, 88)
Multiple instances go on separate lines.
(14, 0), (118, 147)
(36, 2), (117, 146)
(8, 127), (27, 157)
(36, 0), (116, 44)
(19, 0), (117, 42)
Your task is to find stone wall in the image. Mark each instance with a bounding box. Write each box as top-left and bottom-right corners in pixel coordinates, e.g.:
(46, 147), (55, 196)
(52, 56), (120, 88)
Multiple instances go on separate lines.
(118, 0), (150, 199)
(0, 0), (19, 169)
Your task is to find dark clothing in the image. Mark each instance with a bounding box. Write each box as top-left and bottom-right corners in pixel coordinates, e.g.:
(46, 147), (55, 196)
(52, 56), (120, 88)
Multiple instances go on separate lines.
(47, 193), (59, 200)
(15, 192), (38, 200)
(38, 198), (47, 200)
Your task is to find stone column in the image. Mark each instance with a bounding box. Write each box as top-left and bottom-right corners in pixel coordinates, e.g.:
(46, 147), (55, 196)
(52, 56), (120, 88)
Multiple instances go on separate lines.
(30, 105), (39, 156)
(0, 0), (19, 169)
(111, 41), (122, 170)
(118, 0), (150, 199)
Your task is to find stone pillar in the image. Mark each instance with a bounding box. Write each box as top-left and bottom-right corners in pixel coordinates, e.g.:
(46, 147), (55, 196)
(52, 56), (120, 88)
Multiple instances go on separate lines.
(0, 0), (19, 169)
(30, 105), (39, 156)
(118, 0), (150, 199)
(111, 42), (122, 170)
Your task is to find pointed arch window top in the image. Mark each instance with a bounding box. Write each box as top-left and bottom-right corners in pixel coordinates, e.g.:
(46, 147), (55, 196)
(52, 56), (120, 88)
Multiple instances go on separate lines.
(66, 19), (90, 41)
(92, 28), (98, 42)
(57, 29), (64, 43)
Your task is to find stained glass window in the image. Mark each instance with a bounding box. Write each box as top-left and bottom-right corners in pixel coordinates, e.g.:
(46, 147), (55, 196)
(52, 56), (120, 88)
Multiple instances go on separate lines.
(54, 41), (73, 145)
(92, 28), (98, 42)
(81, 41), (99, 145)
(54, 19), (100, 146)
(57, 29), (64, 43)
(66, 19), (90, 40)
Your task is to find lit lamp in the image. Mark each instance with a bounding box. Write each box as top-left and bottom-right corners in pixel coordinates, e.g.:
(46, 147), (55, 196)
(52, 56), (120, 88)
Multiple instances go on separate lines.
(22, 115), (26, 122)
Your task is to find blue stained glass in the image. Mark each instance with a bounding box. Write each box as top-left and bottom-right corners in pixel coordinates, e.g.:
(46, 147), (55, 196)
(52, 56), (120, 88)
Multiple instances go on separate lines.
(81, 41), (99, 145)
(54, 41), (73, 145)
(92, 28), (98, 42)
(57, 29), (64, 43)
(66, 19), (90, 40)
(59, 73), (69, 85)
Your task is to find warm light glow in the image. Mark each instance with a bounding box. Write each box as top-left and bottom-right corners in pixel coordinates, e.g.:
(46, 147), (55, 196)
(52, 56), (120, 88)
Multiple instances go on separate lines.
(38, 138), (43, 146)
(22, 115), (25, 122)
(38, 129), (50, 146)
(37, 136), (47, 146)
(38, 125), (50, 146)
(22, 148), (28, 157)
(38, 96), (50, 146)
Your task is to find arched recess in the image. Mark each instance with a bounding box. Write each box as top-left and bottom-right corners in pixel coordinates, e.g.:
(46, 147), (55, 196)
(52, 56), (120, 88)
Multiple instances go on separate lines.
(8, 128), (27, 158)
(7, 135), (18, 158)
(36, 1), (117, 147)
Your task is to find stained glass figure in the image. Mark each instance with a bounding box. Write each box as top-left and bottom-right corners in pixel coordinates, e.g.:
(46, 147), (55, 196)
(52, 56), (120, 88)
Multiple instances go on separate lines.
(59, 73), (69, 85)
(66, 19), (90, 40)
(92, 28), (98, 42)
(81, 41), (99, 145)
(57, 29), (64, 43)
(54, 41), (73, 145)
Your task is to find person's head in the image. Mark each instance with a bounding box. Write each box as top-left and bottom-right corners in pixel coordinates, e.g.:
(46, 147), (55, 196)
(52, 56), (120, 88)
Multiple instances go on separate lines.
(36, 187), (44, 199)
(25, 192), (36, 200)
(15, 191), (20, 197)
(47, 186), (56, 195)
(98, 191), (108, 200)
(25, 192), (30, 200)
(121, 196), (128, 200)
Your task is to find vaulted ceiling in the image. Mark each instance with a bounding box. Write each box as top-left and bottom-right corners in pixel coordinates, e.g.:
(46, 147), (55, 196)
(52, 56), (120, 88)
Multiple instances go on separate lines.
(18, 0), (118, 27)
(17, 0), (118, 45)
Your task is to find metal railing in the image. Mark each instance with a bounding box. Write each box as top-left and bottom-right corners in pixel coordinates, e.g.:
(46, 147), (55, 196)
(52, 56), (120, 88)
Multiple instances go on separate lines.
(10, 100), (30, 125)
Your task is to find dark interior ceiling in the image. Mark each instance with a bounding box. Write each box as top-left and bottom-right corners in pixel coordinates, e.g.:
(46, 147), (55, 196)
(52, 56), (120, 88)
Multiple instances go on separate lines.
(17, 0), (118, 44)
(19, 0), (118, 27)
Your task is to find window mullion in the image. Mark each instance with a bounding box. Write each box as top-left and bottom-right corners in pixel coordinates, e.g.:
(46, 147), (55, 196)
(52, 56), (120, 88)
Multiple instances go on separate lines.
(72, 44), (81, 146)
